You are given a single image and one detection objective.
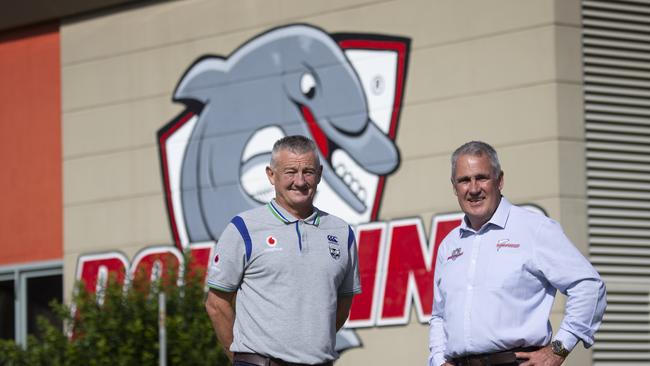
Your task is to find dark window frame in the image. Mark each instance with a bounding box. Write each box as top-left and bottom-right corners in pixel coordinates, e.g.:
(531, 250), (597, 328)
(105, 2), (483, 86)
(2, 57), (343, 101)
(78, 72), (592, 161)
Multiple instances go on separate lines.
(0, 260), (62, 346)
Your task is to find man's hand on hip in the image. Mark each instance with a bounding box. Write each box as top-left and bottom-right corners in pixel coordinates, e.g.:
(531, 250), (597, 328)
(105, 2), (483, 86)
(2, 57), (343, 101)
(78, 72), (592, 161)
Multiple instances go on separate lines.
(516, 346), (566, 366)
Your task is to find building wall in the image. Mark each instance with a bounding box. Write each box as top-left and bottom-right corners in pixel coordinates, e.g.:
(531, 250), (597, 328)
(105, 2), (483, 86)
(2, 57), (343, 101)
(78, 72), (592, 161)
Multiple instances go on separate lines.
(60, 0), (589, 364)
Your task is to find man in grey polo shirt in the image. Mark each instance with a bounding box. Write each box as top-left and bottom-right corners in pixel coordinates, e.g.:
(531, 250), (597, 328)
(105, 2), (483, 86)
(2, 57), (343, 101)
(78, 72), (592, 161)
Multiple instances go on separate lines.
(205, 135), (361, 366)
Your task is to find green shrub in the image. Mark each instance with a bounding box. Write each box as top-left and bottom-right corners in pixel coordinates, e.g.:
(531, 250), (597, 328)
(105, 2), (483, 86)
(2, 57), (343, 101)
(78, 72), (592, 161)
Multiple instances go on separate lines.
(0, 253), (228, 366)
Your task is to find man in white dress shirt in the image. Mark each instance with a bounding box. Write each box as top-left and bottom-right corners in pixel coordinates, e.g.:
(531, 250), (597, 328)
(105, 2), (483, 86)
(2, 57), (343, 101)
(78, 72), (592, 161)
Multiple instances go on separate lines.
(428, 141), (606, 366)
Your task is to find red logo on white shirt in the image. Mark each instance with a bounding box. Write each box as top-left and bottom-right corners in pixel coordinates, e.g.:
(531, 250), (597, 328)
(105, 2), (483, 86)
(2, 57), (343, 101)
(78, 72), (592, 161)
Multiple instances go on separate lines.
(266, 236), (277, 247)
(447, 247), (464, 261)
(496, 239), (520, 251)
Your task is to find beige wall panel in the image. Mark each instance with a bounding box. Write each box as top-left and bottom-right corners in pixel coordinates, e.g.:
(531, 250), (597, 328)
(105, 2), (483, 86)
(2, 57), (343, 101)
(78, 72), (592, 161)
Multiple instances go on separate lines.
(379, 154), (454, 219)
(340, 318), (429, 365)
(64, 145), (162, 204)
(63, 96), (183, 158)
(65, 194), (171, 253)
(408, 25), (581, 105)
(499, 140), (585, 199)
(60, 0), (583, 79)
(397, 83), (582, 161)
(554, 0), (581, 26)
(556, 82), (584, 140)
(62, 44), (191, 111)
(305, 0), (558, 46)
(62, 26), (294, 111)
(559, 140), (587, 197)
(554, 25), (583, 83)
(61, 0), (381, 64)
(62, 24), (572, 118)
(60, 0), (564, 65)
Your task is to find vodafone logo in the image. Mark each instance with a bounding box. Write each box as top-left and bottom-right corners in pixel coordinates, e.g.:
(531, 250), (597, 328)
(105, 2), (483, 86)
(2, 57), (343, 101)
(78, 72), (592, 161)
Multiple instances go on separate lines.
(266, 236), (277, 247)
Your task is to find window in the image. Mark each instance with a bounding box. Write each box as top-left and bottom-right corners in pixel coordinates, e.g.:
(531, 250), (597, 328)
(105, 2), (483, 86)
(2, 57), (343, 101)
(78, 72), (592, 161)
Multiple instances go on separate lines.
(0, 275), (15, 340)
(0, 261), (62, 345)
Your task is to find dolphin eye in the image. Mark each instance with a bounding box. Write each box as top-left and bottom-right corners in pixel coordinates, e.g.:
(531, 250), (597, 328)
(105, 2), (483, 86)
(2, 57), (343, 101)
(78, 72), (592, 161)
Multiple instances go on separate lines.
(300, 72), (317, 99)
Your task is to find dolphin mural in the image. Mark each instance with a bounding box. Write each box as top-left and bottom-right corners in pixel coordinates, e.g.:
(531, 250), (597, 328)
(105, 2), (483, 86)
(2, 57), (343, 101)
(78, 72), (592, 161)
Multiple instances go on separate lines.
(160, 24), (407, 243)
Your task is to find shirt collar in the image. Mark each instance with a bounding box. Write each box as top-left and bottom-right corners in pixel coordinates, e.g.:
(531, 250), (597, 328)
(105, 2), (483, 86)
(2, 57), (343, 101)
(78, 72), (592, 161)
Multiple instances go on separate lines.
(459, 196), (511, 236)
(267, 199), (321, 226)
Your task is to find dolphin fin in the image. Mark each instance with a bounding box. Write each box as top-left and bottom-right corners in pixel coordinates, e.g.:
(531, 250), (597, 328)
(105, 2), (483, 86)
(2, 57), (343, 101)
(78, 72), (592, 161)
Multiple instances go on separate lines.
(174, 57), (227, 104)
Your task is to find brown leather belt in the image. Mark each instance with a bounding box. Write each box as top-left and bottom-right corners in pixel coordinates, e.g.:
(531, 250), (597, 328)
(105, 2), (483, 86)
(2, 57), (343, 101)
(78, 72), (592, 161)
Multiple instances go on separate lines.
(233, 352), (333, 366)
(453, 347), (541, 366)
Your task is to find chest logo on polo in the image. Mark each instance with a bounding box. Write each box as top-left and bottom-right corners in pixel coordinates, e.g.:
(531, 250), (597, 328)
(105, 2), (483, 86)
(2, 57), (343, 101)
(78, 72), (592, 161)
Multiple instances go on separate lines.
(328, 234), (341, 260)
(266, 235), (277, 247)
(447, 247), (464, 261)
(496, 239), (520, 251)
(329, 245), (341, 260)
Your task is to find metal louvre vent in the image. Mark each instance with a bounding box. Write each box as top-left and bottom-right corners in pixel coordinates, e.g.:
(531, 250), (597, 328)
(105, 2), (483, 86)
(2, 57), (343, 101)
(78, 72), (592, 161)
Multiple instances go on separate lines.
(582, 0), (650, 364)
(593, 290), (650, 365)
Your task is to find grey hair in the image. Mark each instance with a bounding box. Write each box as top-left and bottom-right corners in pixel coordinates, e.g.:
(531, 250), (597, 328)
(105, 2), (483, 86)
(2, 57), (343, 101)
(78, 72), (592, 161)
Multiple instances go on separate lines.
(270, 135), (320, 168)
(451, 141), (501, 179)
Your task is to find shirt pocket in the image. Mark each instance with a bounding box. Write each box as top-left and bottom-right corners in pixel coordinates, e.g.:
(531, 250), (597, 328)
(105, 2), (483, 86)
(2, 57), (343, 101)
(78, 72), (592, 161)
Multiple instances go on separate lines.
(484, 249), (526, 290)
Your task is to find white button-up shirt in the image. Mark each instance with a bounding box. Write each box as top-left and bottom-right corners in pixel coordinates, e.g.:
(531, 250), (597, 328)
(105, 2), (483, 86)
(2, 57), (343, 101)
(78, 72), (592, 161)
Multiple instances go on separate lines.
(428, 197), (606, 366)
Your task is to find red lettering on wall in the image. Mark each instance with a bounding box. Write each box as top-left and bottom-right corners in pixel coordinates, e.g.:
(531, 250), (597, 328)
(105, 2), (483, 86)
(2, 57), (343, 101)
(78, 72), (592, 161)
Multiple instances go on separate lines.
(188, 242), (214, 280)
(377, 219), (433, 325)
(131, 246), (184, 287)
(348, 223), (386, 327)
(376, 214), (463, 325)
(76, 252), (129, 294)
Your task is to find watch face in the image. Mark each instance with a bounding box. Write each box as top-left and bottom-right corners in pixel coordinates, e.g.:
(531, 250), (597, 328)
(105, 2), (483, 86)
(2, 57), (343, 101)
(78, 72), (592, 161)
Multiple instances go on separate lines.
(552, 340), (569, 357)
(552, 340), (560, 351)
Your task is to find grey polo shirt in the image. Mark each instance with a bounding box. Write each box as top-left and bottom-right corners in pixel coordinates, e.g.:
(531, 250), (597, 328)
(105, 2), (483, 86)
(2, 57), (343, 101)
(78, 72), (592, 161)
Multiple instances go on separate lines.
(207, 200), (361, 364)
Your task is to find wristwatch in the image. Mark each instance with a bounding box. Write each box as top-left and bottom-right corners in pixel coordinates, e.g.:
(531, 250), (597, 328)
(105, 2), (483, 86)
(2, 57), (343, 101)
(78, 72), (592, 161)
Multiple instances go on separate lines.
(551, 340), (570, 357)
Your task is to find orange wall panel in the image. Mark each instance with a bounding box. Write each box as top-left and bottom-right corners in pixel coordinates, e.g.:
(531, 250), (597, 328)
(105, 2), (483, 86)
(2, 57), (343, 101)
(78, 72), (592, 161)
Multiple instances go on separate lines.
(0, 24), (62, 265)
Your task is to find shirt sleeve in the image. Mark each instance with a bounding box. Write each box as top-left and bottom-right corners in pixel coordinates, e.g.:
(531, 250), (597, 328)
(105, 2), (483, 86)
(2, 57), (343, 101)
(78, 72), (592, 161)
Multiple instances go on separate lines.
(206, 221), (248, 292)
(429, 241), (449, 366)
(339, 225), (362, 296)
(531, 218), (607, 350)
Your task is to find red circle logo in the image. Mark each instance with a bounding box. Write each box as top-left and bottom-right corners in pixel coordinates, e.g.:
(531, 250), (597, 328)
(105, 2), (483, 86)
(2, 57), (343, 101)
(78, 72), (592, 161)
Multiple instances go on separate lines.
(266, 236), (277, 247)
